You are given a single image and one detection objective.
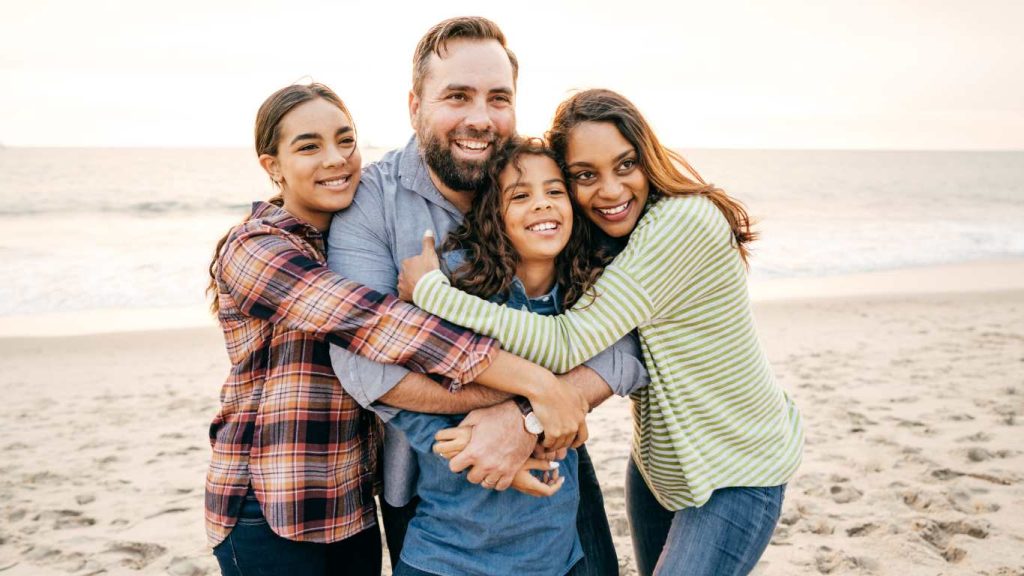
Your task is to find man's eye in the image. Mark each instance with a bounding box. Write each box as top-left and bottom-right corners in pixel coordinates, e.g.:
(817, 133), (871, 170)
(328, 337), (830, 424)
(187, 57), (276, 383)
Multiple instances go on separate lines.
(448, 93), (467, 101)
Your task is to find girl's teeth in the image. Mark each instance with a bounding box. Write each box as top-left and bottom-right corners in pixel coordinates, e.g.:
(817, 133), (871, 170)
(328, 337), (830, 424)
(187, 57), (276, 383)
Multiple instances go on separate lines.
(528, 222), (557, 232)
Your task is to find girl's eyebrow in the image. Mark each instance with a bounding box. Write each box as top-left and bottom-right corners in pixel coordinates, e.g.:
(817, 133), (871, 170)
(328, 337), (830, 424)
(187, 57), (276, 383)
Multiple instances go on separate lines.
(567, 148), (634, 169)
(543, 178), (565, 186)
(290, 133), (322, 145)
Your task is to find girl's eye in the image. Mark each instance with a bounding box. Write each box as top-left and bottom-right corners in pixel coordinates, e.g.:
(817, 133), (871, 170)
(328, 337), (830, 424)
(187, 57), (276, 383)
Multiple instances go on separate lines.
(299, 144), (319, 152)
(573, 171), (595, 182)
(511, 193), (528, 201)
(547, 188), (565, 196)
(620, 159), (637, 170)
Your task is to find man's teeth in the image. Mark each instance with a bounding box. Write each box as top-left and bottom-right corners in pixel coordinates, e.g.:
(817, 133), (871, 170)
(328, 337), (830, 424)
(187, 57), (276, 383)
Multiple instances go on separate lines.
(597, 201), (629, 215)
(319, 176), (349, 186)
(456, 140), (488, 151)
(528, 222), (558, 232)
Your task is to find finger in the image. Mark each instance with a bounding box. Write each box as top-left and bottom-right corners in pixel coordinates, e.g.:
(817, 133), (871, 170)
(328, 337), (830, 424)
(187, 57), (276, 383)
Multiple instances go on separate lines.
(494, 473), (514, 492)
(433, 438), (467, 453)
(554, 447), (568, 460)
(449, 450), (474, 474)
(432, 440), (465, 458)
(422, 229), (435, 255)
(573, 421), (589, 448)
(435, 427), (471, 442)
(518, 474), (565, 497)
(521, 458), (560, 472)
(466, 466), (488, 485)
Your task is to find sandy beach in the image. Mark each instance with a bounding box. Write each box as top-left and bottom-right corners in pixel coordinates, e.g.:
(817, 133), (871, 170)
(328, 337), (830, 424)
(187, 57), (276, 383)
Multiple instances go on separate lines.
(1, 262), (1022, 576)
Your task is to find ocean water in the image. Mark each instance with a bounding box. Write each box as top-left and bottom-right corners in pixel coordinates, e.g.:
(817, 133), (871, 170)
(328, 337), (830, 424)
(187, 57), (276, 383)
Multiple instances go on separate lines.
(1, 147), (1022, 317)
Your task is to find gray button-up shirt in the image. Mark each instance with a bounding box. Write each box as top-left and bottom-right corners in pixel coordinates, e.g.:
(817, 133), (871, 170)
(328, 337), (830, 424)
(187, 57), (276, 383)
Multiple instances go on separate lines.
(328, 136), (648, 506)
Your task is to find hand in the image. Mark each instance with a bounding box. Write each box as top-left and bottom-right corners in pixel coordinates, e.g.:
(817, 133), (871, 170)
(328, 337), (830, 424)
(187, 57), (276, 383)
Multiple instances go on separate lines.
(510, 458), (564, 497)
(398, 230), (440, 301)
(433, 426), (471, 460)
(527, 374), (590, 450)
(446, 401), (536, 491)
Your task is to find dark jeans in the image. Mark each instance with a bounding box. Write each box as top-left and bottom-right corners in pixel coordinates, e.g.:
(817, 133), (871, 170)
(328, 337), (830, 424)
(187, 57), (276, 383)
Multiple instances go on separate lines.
(625, 456), (785, 576)
(383, 444), (617, 576)
(213, 490), (382, 576)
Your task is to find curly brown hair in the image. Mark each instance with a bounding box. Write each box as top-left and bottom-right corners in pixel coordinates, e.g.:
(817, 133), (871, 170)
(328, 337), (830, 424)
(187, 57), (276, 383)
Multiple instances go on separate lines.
(442, 137), (610, 309)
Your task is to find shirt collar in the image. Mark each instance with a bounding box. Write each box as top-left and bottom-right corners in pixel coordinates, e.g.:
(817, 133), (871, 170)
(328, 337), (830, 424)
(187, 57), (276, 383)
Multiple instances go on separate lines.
(398, 135), (464, 217)
(250, 201), (323, 240)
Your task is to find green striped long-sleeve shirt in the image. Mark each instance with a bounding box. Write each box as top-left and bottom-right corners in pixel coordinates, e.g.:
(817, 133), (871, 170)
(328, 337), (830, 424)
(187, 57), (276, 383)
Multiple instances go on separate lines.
(413, 195), (803, 509)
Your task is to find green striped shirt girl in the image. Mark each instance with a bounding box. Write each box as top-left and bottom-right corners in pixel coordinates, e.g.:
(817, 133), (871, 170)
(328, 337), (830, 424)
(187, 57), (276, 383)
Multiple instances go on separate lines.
(413, 195), (803, 509)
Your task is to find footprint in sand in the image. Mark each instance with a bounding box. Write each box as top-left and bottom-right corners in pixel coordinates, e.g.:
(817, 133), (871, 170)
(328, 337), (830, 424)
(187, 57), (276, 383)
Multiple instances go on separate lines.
(965, 447), (1019, 462)
(33, 509), (96, 529)
(814, 546), (879, 574)
(912, 518), (989, 564)
(104, 541), (167, 570)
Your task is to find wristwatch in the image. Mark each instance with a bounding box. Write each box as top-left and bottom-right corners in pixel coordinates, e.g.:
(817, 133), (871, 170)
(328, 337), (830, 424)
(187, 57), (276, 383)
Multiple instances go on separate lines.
(513, 396), (544, 435)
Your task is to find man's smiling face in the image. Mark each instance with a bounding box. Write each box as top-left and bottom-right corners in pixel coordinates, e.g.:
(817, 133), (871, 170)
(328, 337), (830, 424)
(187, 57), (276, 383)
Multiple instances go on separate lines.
(410, 38), (516, 194)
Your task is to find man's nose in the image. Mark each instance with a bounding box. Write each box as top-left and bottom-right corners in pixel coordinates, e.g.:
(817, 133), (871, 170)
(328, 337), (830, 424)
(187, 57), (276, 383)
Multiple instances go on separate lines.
(463, 99), (495, 132)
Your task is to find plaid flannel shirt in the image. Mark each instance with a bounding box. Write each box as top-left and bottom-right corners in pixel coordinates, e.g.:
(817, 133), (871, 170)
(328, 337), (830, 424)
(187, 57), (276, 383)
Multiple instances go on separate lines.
(205, 201), (498, 546)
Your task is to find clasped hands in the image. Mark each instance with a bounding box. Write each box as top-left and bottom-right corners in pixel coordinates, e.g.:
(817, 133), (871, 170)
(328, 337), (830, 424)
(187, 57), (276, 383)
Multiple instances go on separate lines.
(432, 400), (586, 497)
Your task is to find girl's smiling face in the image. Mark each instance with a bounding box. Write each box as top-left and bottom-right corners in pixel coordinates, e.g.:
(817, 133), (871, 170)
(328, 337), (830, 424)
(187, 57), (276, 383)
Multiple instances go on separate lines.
(259, 97), (361, 230)
(500, 153), (573, 265)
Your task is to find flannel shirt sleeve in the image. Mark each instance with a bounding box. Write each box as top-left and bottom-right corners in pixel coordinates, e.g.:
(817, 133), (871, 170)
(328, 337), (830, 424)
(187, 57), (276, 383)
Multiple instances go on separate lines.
(218, 225), (498, 385)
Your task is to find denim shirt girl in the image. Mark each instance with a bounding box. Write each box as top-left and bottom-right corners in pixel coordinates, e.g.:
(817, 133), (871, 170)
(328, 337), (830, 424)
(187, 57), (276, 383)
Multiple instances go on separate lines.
(388, 250), (582, 576)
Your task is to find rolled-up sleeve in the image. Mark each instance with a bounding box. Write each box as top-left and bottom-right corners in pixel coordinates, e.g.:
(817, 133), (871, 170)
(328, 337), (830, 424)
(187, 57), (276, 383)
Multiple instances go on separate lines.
(581, 331), (650, 397)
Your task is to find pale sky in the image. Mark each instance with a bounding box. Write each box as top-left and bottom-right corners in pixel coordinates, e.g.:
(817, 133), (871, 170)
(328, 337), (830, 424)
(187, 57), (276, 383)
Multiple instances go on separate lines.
(2, 0), (1022, 150)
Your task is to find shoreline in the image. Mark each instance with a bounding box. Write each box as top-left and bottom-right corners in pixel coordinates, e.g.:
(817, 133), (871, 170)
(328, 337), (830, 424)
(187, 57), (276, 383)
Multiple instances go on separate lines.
(3, 258), (1023, 339)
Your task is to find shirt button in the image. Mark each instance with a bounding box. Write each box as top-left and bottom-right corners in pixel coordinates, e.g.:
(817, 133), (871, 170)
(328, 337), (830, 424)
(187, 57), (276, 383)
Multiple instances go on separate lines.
(541, 296), (550, 302)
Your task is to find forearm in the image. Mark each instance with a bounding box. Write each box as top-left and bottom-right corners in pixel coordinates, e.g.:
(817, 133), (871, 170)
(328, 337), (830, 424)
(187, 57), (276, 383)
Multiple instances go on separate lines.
(378, 373), (512, 414)
(559, 365), (614, 410)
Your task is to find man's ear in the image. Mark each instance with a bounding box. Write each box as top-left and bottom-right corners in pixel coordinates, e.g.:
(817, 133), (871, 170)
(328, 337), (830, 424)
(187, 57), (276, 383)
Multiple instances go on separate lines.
(408, 89), (420, 130)
(258, 154), (282, 184)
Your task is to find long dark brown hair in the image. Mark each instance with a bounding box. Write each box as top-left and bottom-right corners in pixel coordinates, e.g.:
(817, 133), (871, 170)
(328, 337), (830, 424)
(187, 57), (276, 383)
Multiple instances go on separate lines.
(442, 138), (610, 309)
(206, 83), (352, 313)
(547, 89), (757, 263)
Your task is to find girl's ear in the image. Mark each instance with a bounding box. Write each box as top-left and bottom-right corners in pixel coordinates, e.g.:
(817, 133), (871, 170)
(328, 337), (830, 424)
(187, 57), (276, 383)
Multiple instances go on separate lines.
(258, 154), (283, 185)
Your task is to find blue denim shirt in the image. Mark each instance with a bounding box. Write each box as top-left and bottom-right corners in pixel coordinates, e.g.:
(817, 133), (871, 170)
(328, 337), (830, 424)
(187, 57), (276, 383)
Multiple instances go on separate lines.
(391, 256), (582, 576)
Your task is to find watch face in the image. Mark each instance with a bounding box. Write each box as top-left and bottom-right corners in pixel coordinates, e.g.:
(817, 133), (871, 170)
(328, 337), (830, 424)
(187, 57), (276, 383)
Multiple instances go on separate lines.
(524, 413), (544, 435)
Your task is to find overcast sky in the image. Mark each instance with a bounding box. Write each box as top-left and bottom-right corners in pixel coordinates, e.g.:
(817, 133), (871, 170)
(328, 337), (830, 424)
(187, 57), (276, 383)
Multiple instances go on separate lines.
(2, 0), (1022, 149)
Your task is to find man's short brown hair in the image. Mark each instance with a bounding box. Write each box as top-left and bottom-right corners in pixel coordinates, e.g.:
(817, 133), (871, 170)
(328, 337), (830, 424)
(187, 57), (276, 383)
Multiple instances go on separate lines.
(412, 16), (519, 97)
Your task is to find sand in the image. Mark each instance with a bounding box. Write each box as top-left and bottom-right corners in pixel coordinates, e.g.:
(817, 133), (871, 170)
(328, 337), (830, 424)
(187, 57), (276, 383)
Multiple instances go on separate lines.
(1, 263), (1023, 575)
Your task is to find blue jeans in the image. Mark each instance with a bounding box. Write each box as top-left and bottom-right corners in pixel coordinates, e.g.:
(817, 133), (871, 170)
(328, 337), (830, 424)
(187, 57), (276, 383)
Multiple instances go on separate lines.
(213, 490), (381, 576)
(626, 457), (784, 576)
(383, 444), (615, 576)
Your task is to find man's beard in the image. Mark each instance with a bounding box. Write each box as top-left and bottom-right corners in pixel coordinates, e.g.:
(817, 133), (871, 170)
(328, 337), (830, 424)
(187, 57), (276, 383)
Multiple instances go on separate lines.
(420, 128), (499, 193)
